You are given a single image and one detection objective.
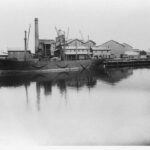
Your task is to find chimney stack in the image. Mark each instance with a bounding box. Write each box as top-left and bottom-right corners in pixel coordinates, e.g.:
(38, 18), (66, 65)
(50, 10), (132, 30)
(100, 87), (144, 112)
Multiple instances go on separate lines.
(35, 18), (39, 54)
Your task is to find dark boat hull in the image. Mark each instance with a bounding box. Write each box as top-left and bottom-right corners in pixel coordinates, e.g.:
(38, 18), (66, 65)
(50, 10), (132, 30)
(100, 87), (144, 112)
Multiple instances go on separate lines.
(0, 59), (92, 75)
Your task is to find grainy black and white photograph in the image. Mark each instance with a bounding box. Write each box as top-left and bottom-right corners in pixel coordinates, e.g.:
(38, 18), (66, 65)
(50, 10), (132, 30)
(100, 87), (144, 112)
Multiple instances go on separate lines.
(0, 0), (150, 148)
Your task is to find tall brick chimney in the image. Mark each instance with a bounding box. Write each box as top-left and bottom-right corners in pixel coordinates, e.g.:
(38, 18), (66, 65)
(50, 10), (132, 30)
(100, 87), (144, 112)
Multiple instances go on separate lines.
(35, 18), (39, 54)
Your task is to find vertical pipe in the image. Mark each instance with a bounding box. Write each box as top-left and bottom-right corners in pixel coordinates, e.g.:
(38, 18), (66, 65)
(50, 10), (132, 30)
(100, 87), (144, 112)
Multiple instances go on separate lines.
(35, 18), (39, 55)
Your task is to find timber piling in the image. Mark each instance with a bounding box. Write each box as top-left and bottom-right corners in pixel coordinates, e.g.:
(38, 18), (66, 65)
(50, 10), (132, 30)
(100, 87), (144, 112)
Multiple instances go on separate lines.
(102, 59), (150, 68)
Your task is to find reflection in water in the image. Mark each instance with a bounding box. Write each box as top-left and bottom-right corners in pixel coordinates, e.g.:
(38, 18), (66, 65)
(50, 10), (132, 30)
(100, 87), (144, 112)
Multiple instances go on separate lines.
(0, 67), (133, 89)
(95, 67), (133, 84)
(36, 83), (41, 111)
(0, 67), (133, 110)
(25, 84), (29, 104)
(0, 67), (150, 145)
(0, 68), (133, 95)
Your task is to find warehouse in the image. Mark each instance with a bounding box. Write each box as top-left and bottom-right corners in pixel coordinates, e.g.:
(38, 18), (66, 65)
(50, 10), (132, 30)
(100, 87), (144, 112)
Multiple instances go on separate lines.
(92, 46), (111, 59)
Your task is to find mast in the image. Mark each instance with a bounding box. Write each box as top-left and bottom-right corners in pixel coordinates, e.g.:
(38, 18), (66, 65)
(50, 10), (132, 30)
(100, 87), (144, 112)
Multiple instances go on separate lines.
(24, 30), (27, 61)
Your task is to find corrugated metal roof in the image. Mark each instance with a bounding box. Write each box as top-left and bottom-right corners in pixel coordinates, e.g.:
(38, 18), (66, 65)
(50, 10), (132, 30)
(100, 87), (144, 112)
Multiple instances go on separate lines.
(84, 40), (96, 44)
(122, 43), (133, 48)
(92, 46), (111, 50)
(66, 39), (85, 45)
(101, 40), (125, 47)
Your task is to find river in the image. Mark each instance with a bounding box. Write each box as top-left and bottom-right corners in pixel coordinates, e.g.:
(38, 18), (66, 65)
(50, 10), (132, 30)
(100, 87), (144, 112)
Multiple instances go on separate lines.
(0, 67), (150, 146)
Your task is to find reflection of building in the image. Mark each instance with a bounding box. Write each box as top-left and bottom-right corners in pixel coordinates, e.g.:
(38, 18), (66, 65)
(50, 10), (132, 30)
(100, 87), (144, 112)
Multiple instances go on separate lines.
(38, 81), (52, 95)
(95, 67), (133, 84)
(67, 75), (96, 88)
(36, 82), (41, 111)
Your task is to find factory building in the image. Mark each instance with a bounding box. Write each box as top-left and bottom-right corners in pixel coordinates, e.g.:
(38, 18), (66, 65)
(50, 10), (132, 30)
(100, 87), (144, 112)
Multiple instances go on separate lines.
(100, 40), (126, 57)
(66, 39), (84, 47)
(34, 18), (56, 58)
(92, 46), (111, 59)
(122, 43), (133, 51)
(7, 50), (32, 61)
(54, 38), (94, 60)
(63, 39), (93, 60)
(64, 45), (92, 60)
(38, 39), (55, 57)
(84, 40), (96, 47)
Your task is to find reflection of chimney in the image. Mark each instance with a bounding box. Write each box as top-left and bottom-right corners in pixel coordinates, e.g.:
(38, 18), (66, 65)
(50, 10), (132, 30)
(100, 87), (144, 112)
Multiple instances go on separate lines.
(35, 18), (39, 54)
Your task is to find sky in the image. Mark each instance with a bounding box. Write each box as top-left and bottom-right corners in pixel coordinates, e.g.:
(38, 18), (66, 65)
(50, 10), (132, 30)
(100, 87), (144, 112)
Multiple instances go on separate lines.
(0, 0), (150, 53)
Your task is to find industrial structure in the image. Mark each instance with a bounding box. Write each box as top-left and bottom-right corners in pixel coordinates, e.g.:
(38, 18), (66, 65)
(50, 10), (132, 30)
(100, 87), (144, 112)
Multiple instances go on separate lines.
(3, 18), (147, 62)
(34, 18), (56, 59)
(34, 18), (112, 60)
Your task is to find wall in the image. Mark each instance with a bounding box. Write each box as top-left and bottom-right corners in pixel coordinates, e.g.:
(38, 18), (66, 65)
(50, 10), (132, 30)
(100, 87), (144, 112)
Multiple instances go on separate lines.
(93, 50), (111, 58)
(100, 40), (127, 57)
(64, 49), (91, 55)
(8, 51), (32, 61)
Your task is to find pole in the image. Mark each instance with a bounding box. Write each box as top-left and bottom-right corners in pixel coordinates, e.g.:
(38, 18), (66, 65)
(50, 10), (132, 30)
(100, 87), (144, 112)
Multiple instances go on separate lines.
(75, 40), (77, 60)
(24, 30), (27, 61)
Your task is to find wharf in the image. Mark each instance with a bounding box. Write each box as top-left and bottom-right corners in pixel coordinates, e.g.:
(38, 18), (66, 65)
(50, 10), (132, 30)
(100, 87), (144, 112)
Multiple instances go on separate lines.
(103, 59), (150, 68)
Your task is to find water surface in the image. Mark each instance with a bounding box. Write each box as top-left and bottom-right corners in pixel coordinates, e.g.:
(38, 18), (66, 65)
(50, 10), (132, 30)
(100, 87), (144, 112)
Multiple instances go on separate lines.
(0, 67), (150, 145)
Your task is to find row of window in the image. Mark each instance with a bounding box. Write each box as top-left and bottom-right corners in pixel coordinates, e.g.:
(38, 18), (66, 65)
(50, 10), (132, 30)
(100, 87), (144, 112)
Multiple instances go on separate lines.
(65, 49), (110, 53)
(94, 51), (110, 53)
(65, 49), (89, 52)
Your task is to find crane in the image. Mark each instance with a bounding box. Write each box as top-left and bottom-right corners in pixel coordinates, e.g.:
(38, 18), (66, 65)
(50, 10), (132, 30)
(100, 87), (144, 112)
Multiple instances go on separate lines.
(27, 24), (31, 50)
(66, 27), (70, 40)
(88, 35), (90, 41)
(79, 30), (84, 42)
(55, 26), (59, 36)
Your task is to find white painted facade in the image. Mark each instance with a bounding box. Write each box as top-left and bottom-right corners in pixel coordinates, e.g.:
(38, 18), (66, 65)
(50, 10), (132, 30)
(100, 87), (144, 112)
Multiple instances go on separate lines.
(64, 45), (92, 60)
(92, 46), (111, 58)
(64, 46), (91, 55)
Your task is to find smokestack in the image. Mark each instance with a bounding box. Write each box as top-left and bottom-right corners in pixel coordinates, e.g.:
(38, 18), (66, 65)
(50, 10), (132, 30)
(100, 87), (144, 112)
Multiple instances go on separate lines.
(35, 18), (39, 54)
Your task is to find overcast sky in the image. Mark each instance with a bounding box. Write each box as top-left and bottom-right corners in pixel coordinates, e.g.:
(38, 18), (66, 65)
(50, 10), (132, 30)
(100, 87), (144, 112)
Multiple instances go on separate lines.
(0, 0), (150, 53)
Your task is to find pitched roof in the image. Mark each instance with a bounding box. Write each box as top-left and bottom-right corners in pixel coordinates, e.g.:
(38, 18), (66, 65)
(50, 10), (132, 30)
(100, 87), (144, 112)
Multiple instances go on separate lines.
(66, 39), (84, 45)
(85, 40), (96, 44)
(92, 46), (111, 51)
(122, 43), (133, 48)
(101, 40), (125, 47)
